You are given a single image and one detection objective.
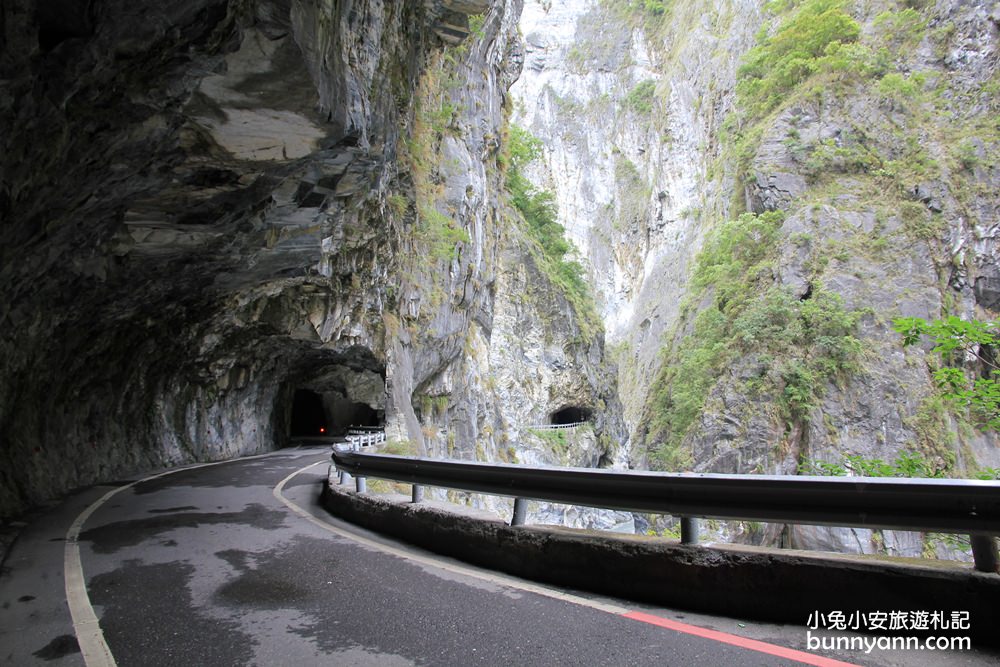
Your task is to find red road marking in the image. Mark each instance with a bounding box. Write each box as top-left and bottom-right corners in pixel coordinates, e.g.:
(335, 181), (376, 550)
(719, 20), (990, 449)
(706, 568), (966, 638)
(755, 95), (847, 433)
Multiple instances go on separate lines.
(623, 611), (860, 667)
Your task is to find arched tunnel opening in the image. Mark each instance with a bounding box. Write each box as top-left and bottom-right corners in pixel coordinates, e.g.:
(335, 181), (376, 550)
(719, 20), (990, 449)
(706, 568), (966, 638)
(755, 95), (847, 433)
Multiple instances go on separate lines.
(327, 397), (382, 431)
(282, 346), (386, 440)
(550, 405), (592, 425)
(289, 389), (329, 436)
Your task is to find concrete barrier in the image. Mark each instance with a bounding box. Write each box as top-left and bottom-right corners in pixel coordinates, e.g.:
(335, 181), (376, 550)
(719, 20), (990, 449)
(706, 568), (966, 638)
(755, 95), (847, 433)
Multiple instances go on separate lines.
(321, 480), (1000, 647)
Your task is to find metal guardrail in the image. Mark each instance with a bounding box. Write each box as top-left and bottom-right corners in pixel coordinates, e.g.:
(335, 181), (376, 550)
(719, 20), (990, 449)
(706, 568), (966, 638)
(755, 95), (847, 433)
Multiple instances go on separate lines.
(330, 450), (1000, 572)
(347, 425), (385, 434)
(335, 432), (386, 493)
(529, 422), (587, 430)
(343, 431), (386, 449)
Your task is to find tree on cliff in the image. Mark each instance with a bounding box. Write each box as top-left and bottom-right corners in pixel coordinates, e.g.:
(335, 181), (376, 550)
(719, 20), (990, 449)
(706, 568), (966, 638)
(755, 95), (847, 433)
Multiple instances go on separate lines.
(893, 316), (1000, 431)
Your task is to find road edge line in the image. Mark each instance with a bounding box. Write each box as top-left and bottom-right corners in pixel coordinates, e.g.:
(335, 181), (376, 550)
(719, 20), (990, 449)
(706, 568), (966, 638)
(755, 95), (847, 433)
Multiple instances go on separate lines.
(273, 462), (630, 615)
(276, 462), (862, 667)
(623, 611), (860, 667)
(64, 450), (279, 667)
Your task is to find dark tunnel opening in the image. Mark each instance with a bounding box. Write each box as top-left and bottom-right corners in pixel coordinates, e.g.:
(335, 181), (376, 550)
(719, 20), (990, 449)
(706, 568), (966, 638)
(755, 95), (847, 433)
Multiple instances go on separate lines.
(327, 397), (382, 434)
(550, 405), (592, 425)
(289, 389), (329, 436)
(282, 346), (387, 442)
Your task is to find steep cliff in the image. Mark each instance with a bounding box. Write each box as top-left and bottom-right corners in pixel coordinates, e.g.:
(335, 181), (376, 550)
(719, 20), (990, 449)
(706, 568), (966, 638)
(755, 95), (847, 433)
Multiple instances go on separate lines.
(0, 0), (438, 516)
(511, 0), (999, 553)
(389, 4), (628, 527)
(4, 0), (995, 562)
(0, 0), (626, 521)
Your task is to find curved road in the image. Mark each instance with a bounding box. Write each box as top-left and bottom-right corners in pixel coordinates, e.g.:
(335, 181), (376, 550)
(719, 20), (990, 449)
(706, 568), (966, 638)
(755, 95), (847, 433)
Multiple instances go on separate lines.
(1, 447), (996, 666)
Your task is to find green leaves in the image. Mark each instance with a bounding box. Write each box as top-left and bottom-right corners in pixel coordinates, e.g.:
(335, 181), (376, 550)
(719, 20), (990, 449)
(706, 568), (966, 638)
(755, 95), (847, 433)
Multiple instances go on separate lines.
(625, 79), (657, 113)
(691, 210), (784, 313)
(873, 7), (927, 47)
(736, 0), (862, 119)
(417, 205), (470, 262)
(893, 315), (1000, 430)
(507, 125), (543, 171)
(799, 450), (948, 478)
(801, 451), (1000, 480)
(891, 315), (929, 346)
(893, 315), (1000, 354)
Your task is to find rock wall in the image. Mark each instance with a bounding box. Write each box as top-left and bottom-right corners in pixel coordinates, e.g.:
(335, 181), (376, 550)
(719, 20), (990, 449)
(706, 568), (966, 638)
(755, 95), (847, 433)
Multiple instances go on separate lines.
(0, 0), (434, 517)
(510, 0), (1000, 555)
(510, 0), (764, 451)
(0, 0), (625, 522)
(384, 2), (629, 527)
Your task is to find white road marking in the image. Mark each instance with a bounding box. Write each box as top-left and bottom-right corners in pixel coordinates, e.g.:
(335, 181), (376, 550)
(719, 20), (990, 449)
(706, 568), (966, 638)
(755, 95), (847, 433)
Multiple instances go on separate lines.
(275, 463), (866, 667)
(273, 461), (630, 616)
(65, 487), (120, 667)
(64, 450), (283, 667)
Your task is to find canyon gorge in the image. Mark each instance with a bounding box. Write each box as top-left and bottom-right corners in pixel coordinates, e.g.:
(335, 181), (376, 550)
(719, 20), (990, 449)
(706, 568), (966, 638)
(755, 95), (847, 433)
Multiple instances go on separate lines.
(2, 0), (998, 560)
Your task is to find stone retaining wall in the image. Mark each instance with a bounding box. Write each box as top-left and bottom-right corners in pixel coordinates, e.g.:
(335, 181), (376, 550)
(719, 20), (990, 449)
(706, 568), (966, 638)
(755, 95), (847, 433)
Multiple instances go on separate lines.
(322, 479), (1000, 647)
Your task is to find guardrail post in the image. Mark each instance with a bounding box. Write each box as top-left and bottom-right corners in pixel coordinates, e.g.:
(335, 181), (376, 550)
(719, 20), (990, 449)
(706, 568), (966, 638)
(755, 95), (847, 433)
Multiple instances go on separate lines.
(412, 485), (424, 503)
(971, 535), (998, 573)
(680, 517), (700, 545)
(511, 498), (527, 526)
(327, 449), (1000, 563)
(356, 476), (367, 494)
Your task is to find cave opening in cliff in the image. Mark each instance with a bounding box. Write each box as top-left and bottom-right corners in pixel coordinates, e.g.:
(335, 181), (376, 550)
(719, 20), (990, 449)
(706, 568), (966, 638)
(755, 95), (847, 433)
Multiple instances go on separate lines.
(326, 396), (382, 433)
(290, 389), (329, 436)
(550, 406), (592, 425)
(283, 346), (386, 439)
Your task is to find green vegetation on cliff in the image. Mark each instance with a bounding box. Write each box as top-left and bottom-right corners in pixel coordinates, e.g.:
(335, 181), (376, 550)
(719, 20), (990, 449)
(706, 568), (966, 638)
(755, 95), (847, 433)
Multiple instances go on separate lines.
(625, 79), (657, 113)
(503, 124), (601, 337)
(736, 0), (863, 120)
(799, 449), (1000, 480)
(403, 53), (471, 267)
(724, 0), (887, 181)
(646, 210), (864, 469)
(645, 0), (1000, 472)
(894, 316), (1000, 432)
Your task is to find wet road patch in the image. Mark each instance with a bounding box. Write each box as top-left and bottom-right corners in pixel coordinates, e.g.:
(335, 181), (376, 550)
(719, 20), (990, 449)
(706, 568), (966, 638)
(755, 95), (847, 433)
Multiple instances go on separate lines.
(147, 506), (199, 514)
(89, 560), (255, 667)
(214, 546), (323, 609)
(80, 503), (287, 553)
(32, 635), (80, 660)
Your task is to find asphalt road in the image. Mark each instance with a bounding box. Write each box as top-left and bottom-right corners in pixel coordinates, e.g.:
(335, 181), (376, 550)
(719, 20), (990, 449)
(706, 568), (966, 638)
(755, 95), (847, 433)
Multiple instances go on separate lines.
(1, 447), (997, 666)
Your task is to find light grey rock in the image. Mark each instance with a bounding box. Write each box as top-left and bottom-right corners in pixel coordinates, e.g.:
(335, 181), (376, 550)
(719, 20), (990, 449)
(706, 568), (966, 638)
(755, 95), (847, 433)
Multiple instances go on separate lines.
(747, 171), (808, 213)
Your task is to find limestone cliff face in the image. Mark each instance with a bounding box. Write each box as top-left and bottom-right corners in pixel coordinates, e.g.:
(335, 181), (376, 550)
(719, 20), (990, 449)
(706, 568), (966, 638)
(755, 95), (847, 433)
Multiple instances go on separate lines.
(384, 1), (628, 528)
(511, 0), (999, 554)
(510, 0), (763, 461)
(0, 0), (626, 522)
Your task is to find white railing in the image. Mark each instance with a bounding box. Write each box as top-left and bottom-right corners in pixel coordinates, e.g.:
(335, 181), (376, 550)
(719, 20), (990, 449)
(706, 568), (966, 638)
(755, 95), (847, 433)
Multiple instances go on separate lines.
(347, 425), (384, 434)
(344, 431), (386, 449)
(529, 422), (586, 430)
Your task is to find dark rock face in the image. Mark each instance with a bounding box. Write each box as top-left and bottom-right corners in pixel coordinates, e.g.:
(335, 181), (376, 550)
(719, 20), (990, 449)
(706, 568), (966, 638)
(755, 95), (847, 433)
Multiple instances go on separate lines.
(0, 0), (503, 518)
(1, 0), (620, 522)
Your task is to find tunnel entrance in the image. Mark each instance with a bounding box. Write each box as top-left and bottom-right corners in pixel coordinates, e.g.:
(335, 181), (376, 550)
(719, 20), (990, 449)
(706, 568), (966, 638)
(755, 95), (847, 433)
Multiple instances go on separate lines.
(283, 346), (386, 440)
(289, 389), (329, 436)
(327, 396), (381, 431)
(550, 405), (592, 425)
